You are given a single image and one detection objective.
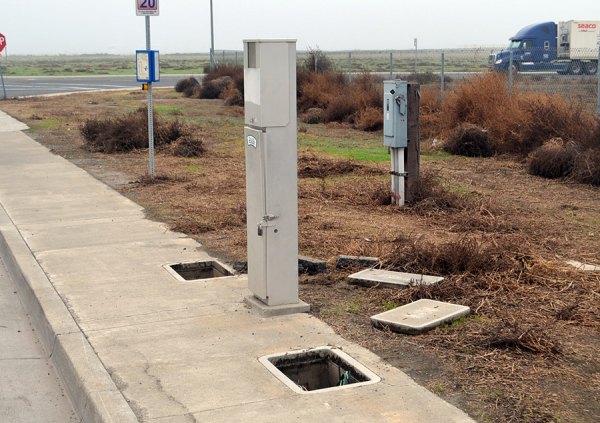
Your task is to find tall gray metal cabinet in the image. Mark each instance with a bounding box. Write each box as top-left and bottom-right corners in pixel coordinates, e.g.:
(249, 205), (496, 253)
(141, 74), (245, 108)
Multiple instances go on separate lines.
(243, 40), (302, 308)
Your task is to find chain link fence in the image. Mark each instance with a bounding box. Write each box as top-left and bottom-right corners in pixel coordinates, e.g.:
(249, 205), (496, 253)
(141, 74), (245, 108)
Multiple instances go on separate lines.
(215, 47), (600, 115)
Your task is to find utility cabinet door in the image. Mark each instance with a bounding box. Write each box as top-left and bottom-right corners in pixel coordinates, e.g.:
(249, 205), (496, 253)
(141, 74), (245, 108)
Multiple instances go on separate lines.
(261, 128), (299, 306)
(244, 127), (268, 300)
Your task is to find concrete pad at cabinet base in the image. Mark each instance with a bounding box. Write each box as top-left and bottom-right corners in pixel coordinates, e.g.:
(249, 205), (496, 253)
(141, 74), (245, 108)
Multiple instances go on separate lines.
(371, 299), (470, 334)
(349, 268), (444, 288)
(244, 295), (310, 317)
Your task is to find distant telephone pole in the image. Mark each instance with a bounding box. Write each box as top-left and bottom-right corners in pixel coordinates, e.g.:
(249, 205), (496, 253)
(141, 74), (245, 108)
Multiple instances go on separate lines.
(209, 0), (215, 70)
(414, 38), (418, 73)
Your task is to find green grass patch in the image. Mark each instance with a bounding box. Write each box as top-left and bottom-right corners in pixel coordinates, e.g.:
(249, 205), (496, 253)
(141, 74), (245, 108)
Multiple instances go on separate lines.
(382, 301), (399, 311)
(446, 183), (475, 197)
(430, 382), (446, 394)
(154, 105), (182, 116)
(438, 315), (486, 331)
(28, 118), (62, 130)
(314, 145), (389, 162)
(298, 131), (457, 164)
(184, 164), (203, 174)
(345, 299), (363, 314)
(438, 178), (476, 198)
(299, 133), (388, 163)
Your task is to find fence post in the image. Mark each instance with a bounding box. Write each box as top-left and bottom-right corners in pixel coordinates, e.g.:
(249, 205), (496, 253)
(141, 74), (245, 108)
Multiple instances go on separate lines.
(0, 73), (6, 100)
(348, 52), (352, 82)
(414, 39), (418, 74)
(389, 52), (393, 79)
(508, 51), (514, 97)
(597, 45), (600, 117)
(440, 51), (445, 106)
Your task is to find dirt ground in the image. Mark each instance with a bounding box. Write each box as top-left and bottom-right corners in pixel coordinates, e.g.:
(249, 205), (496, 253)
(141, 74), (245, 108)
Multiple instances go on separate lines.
(2, 90), (599, 423)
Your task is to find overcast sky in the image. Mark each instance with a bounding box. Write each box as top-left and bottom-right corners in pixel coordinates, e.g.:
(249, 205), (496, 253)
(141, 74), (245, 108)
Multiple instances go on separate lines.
(0, 0), (598, 55)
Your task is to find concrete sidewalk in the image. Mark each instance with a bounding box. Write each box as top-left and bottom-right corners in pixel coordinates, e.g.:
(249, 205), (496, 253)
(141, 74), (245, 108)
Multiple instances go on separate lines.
(0, 113), (475, 422)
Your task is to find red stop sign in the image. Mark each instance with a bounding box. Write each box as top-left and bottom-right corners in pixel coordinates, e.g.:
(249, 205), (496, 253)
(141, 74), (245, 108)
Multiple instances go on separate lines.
(0, 33), (6, 53)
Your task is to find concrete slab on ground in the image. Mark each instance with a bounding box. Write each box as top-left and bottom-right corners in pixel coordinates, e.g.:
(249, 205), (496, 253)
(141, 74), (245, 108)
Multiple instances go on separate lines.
(244, 294), (311, 317)
(371, 299), (471, 334)
(349, 268), (444, 288)
(566, 259), (600, 272)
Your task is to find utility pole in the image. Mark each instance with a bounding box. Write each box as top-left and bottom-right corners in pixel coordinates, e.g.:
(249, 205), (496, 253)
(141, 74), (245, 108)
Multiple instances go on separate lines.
(414, 38), (418, 73)
(210, 0), (215, 70)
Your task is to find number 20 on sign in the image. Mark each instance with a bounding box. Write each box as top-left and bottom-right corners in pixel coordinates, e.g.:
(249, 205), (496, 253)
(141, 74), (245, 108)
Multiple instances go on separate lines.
(136, 0), (159, 16)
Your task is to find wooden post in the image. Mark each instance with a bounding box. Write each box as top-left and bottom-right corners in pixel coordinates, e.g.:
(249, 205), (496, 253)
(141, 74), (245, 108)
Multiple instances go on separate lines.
(405, 83), (420, 203)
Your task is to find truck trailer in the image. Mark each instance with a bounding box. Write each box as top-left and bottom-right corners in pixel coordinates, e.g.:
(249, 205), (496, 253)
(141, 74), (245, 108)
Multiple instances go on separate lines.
(489, 20), (600, 75)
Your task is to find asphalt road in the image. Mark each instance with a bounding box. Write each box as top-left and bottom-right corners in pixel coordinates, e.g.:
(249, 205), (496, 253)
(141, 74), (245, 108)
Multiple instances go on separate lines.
(0, 74), (199, 98)
(0, 71), (576, 99)
(0, 253), (77, 423)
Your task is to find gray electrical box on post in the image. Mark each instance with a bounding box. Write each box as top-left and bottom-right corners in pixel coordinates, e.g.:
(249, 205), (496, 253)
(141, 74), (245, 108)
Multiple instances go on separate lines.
(383, 80), (408, 148)
(243, 39), (309, 316)
(383, 80), (409, 205)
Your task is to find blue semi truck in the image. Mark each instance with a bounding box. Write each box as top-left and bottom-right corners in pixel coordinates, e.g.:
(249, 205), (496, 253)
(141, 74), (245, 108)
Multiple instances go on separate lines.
(489, 20), (599, 75)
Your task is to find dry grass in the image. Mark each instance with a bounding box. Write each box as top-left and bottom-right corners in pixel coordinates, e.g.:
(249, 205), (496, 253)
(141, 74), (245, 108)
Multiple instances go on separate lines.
(297, 71), (347, 111)
(298, 153), (373, 178)
(178, 64), (244, 105)
(443, 124), (494, 157)
(171, 136), (205, 157)
(3, 90), (599, 423)
(301, 46), (335, 73)
(427, 72), (600, 187)
(354, 106), (383, 131)
(419, 86), (443, 140)
(528, 138), (578, 179)
(174, 77), (199, 97)
(382, 234), (520, 275)
(571, 147), (600, 185)
(80, 107), (191, 153)
(202, 63), (244, 94)
(432, 73), (599, 157)
(299, 72), (383, 128)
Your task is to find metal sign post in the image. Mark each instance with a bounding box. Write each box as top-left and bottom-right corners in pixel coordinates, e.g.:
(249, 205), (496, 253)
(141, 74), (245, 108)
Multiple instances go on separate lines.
(0, 70), (6, 100)
(136, 0), (160, 178)
(0, 33), (7, 100)
(145, 16), (155, 178)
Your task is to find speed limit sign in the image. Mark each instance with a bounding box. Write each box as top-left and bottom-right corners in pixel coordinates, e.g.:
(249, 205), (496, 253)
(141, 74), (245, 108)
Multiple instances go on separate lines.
(136, 0), (159, 16)
(0, 33), (6, 53)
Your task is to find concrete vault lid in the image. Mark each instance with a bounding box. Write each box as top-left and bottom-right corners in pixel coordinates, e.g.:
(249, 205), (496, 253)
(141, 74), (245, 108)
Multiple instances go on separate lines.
(348, 269), (443, 288)
(371, 299), (470, 334)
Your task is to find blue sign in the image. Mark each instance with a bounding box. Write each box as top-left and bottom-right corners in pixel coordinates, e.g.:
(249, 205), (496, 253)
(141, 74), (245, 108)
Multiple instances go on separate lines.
(136, 50), (160, 83)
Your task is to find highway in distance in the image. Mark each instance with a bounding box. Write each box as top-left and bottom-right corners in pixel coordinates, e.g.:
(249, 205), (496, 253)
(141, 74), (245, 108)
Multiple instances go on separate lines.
(0, 74), (199, 97)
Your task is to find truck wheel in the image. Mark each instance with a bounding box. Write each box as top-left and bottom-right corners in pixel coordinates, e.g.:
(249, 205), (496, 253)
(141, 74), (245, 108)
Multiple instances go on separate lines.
(568, 61), (584, 75)
(584, 61), (598, 76)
